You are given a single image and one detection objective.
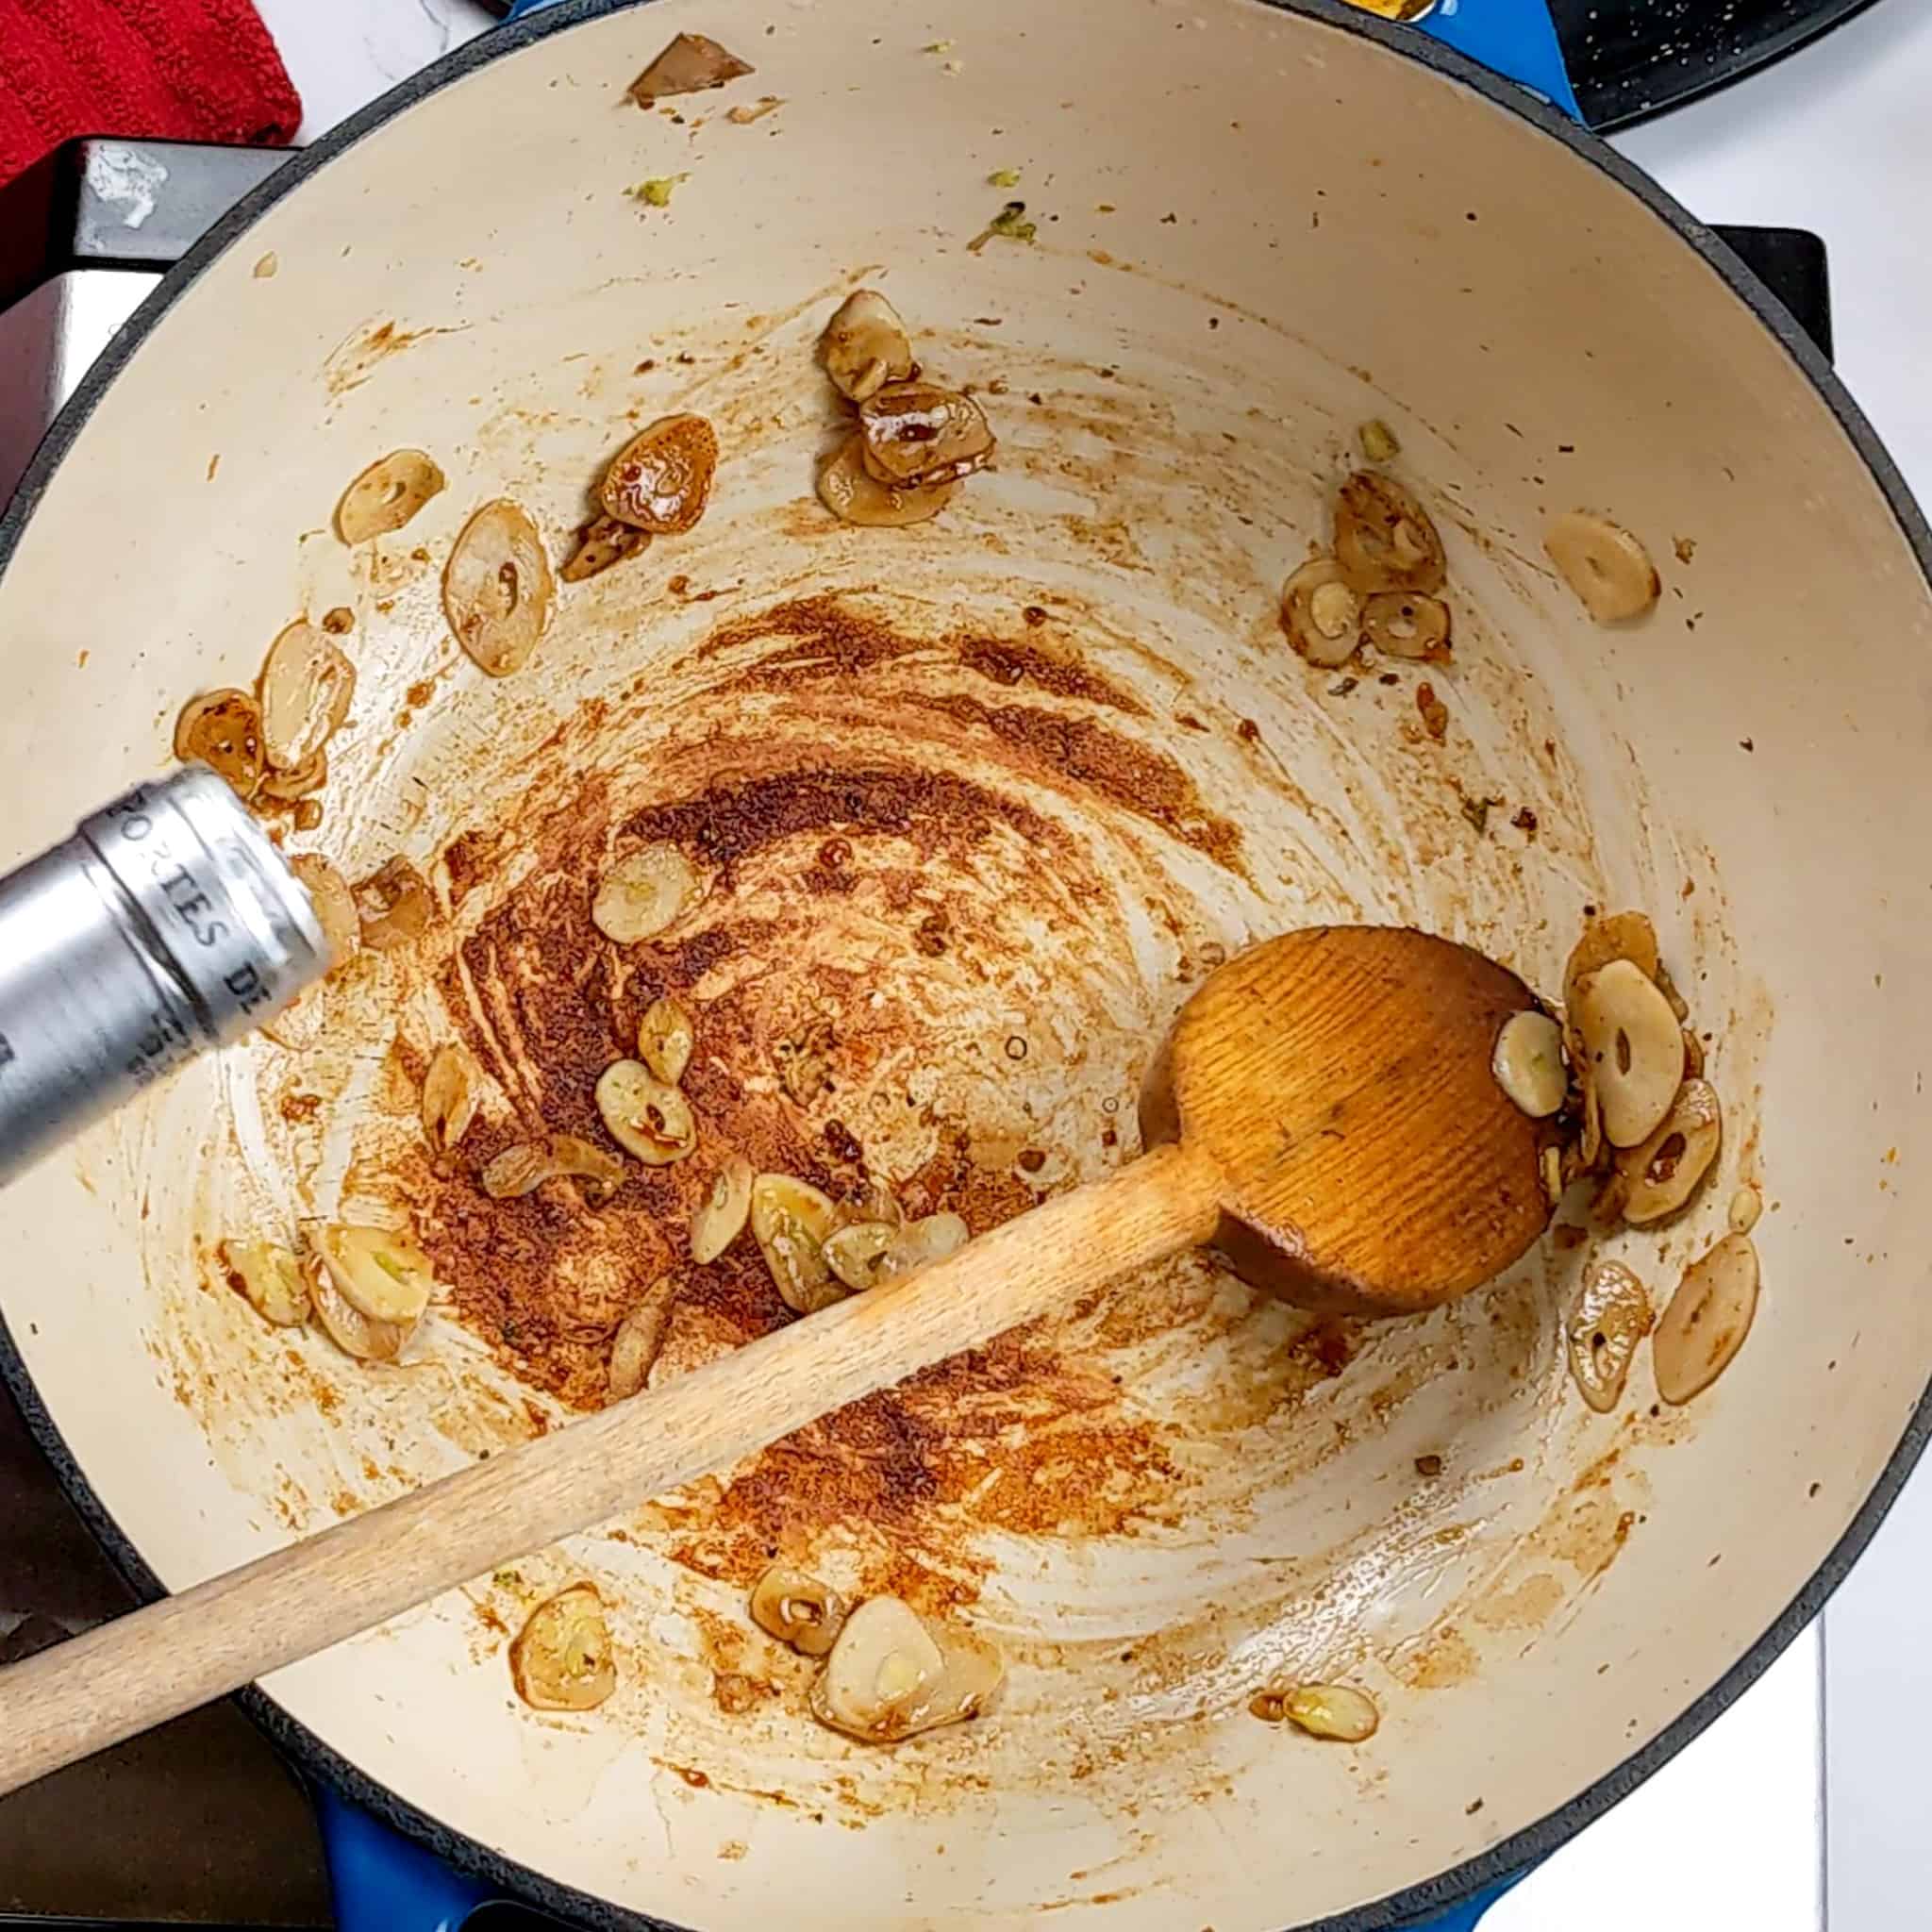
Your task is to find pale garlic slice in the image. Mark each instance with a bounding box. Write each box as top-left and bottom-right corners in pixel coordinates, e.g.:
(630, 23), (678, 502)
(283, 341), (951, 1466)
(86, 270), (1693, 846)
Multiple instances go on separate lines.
(595, 1060), (697, 1165)
(335, 449), (445, 544)
(220, 1239), (310, 1327)
(826, 1211), (971, 1291)
(750, 1173), (842, 1313)
(305, 1257), (408, 1362)
(639, 995), (694, 1085)
(1333, 471), (1445, 594)
(443, 499), (556, 676)
(749, 1564), (846, 1657)
(1544, 511), (1660, 624)
(1565, 1258), (1652, 1414)
(1282, 1683), (1380, 1743)
(1654, 1234), (1758, 1405)
(510, 1583), (618, 1712)
(1362, 591), (1451, 660)
(818, 436), (957, 528)
(421, 1041), (483, 1158)
(691, 1153), (755, 1264)
(820, 290), (915, 403)
(1618, 1077), (1722, 1224)
(809, 1596), (1001, 1742)
(1491, 1009), (1566, 1119)
(1279, 557), (1362, 669)
(1574, 958), (1684, 1149)
(592, 842), (696, 944)
(824, 1222), (895, 1292)
(317, 1223), (437, 1326)
(259, 619), (356, 773)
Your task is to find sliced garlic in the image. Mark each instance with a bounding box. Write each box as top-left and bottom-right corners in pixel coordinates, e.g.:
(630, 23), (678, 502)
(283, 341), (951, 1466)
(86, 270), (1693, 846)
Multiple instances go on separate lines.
(288, 854), (359, 970)
(691, 1154), (755, 1264)
(559, 513), (650, 584)
(809, 1596), (950, 1741)
(751, 1173), (843, 1313)
(820, 290), (916, 403)
(259, 619), (356, 773)
(824, 1222), (895, 1291)
(856, 383), (995, 489)
(1333, 471), (1445, 594)
(421, 1041), (482, 1158)
(352, 855), (436, 951)
(317, 1223), (437, 1326)
(220, 1238), (310, 1327)
(443, 498), (556, 676)
(1655, 1234), (1758, 1405)
(1618, 1078), (1722, 1224)
(1362, 591), (1451, 660)
(1728, 1184), (1762, 1236)
(750, 1564), (847, 1657)
(1279, 557), (1362, 669)
(1284, 1683), (1380, 1743)
(595, 1060), (697, 1165)
(592, 842), (696, 944)
(483, 1133), (627, 1202)
(639, 995), (694, 1085)
(1491, 1009), (1566, 1119)
(510, 1583), (617, 1712)
(600, 413), (719, 534)
(175, 689), (264, 799)
(1562, 911), (1660, 1014)
(335, 449), (445, 544)
(608, 1288), (672, 1401)
(1544, 511), (1660, 624)
(258, 745), (326, 802)
(306, 1257), (408, 1362)
(817, 436), (957, 527)
(1574, 958), (1684, 1149)
(1565, 1258), (1652, 1414)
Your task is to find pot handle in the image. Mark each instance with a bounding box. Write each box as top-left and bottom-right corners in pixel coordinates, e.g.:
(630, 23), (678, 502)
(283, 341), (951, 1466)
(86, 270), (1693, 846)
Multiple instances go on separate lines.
(314, 1784), (493, 1932)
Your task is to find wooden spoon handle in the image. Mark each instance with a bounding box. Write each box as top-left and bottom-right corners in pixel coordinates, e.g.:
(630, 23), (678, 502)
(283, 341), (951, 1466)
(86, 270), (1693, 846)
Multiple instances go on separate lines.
(0, 1139), (1223, 1798)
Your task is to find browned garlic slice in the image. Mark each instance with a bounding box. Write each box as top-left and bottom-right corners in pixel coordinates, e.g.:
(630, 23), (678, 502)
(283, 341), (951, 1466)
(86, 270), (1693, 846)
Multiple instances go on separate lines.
(638, 995), (694, 1085)
(627, 32), (753, 106)
(607, 1289), (672, 1401)
(335, 449), (445, 544)
(691, 1153), (755, 1263)
(751, 1174), (842, 1313)
(595, 1060), (696, 1165)
(1282, 1683), (1380, 1743)
(422, 1042), (482, 1158)
(443, 499), (556, 677)
(1544, 512), (1660, 624)
(288, 854), (359, 969)
(1654, 1234), (1758, 1405)
(856, 383), (995, 489)
(559, 514), (649, 584)
(317, 1223), (437, 1327)
(175, 689), (264, 798)
(1334, 472), (1445, 594)
(353, 856), (436, 951)
(1279, 557), (1362, 668)
(258, 745), (326, 802)
(808, 1596), (1003, 1742)
(820, 290), (915, 403)
(592, 842), (696, 944)
(220, 1239), (310, 1327)
(483, 1134), (627, 1202)
(1562, 911), (1660, 1013)
(1618, 1078), (1722, 1224)
(1574, 959), (1684, 1148)
(259, 620), (356, 773)
(1565, 1258), (1652, 1413)
(1362, 591), (1451, 660)
(1491, 1010), (1566, 1119)
(600, 414), (718, 534)
(509, 1584), (618, 1712)
(818, 436), (957, 527)
(749, 1564), (846, 1657)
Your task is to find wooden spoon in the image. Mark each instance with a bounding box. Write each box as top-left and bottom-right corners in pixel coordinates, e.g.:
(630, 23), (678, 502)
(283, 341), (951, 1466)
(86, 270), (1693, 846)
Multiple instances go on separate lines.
(0, 925), (1554, 1795)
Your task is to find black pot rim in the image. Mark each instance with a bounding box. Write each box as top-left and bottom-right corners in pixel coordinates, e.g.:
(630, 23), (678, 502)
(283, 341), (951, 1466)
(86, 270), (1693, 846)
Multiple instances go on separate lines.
(1, 3), (1926, 1928)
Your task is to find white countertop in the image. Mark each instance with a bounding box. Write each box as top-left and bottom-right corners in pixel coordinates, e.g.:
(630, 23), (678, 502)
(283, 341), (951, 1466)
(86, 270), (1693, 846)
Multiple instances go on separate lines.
(115, 0), (1932, 1923)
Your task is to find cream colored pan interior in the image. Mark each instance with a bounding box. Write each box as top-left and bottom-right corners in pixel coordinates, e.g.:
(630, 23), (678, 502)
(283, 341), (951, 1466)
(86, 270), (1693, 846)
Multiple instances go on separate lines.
(0, 0), (1928, 1925)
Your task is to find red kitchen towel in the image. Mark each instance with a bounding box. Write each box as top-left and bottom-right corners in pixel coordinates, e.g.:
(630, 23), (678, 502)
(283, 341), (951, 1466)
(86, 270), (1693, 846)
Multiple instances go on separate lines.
(0, 0), (301, 192)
